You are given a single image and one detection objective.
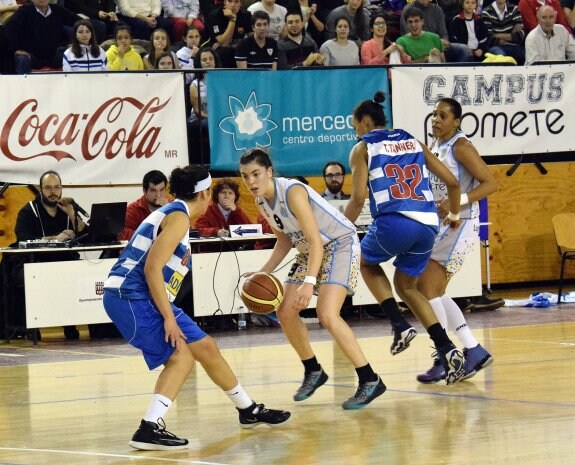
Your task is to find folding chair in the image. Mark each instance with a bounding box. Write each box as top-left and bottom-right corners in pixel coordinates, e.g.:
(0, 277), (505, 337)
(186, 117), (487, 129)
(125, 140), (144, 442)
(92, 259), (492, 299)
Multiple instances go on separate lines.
(551, 213), (575, 303)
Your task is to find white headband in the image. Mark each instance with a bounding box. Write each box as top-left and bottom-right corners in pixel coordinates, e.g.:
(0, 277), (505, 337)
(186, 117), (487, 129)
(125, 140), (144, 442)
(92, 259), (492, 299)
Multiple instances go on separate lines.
(193, 174), (212, 193)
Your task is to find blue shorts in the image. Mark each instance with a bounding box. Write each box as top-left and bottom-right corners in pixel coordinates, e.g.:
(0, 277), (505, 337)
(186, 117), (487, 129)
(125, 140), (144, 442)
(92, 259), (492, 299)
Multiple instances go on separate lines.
(103, 291), (207, 370)
(360, 212), (437, 277)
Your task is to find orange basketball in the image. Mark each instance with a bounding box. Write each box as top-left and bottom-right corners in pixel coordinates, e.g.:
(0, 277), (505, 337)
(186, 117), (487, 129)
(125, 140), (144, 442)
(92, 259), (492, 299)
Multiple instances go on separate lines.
(241, 272), (284, 314)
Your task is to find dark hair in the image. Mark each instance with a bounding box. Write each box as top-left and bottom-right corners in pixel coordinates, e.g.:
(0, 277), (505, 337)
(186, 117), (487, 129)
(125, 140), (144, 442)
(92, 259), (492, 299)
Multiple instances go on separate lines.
(143, 170), (168, 190)
(39, 170), (61, 188)
(239, 148), (273, 169)
(334, 16), (351, 36)
(193, 47), (221, 78)
(211, 178), (241, 203)
(154, 51), (175, 69)
(404, 6), (424, 20)
(353, 91), (387, 126)
(369, 13), (387, 29)
(169, 165), (210, 201)
(114, 24), (133, 40)
(285, 9), (304, 22)
(148, 28), (172, 68)
(351, 2), (367, 39)
(71, 19), (101, 58)
(183, 25), (200, 41)
(323, 161), (346, 177)
(437, 97), (463, 120)
(252, 10), (270, 26)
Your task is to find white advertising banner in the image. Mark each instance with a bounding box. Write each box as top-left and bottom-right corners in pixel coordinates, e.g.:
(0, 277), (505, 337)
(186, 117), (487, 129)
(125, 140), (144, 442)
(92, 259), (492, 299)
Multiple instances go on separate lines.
(0, 73), (188, 185)
(390, 64), (575, 156)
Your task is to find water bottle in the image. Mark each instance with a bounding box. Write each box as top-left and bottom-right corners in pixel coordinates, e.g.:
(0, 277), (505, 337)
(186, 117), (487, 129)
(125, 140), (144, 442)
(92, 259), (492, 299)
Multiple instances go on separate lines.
(237, 306), (247, 330)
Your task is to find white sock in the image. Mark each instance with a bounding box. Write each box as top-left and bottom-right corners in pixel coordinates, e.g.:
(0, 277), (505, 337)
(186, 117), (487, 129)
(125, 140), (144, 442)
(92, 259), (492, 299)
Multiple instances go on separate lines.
(441, 294), (478, 349)
(429, 297), (448, 329)
(143, 394), (172, 423)
(225, 383), (254, 410)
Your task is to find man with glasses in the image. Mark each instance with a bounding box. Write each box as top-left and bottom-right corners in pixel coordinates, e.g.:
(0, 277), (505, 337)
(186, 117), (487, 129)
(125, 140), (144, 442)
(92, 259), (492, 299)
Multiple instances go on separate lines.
(322, 161), (350, 200)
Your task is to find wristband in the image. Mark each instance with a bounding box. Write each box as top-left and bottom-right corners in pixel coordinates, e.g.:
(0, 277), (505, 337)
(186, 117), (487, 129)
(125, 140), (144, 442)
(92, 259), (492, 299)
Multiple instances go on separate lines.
(447, 211), (460, 221)
(303, 275), (317, 285)
(460, 193), (469, 206)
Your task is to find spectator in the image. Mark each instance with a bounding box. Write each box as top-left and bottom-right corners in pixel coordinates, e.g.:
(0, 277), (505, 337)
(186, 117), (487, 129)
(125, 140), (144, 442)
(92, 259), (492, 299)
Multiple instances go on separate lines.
(177, 24), (201, 74)
(320, 16), (360, 66)
(116, 0), (174, 40)
(155, 50), (177, 67)
(5, 0), (80, 74)
(525, 4), (575, 63)
(187, 47), (220, 164)
(563, 0), (575, 32)
(326, 0), (370, 43)
(297, 0), (326, 46)
(64, 0), (118, 43)
(247, 0), (287, 40)
(161, 0), (205, 43)
(63, 19), (108, 71)
(482, 0), (526, 64)
(449, 0), (490, 61)
(119, 170), (169, 241)
(277, 10), (324, 69)
(361, 12), (411, 64)
(235, 10), (279, 68)
(106, 24), (145, 70)
(518, 0), (570, 33)
(397, 7), (446, 63)
(400, 0), (469, 62)
(144, 28), (180, 69)
(194, 178), (253, 237)
(321, 161), (350, 200)
(206, 0), (253, 68)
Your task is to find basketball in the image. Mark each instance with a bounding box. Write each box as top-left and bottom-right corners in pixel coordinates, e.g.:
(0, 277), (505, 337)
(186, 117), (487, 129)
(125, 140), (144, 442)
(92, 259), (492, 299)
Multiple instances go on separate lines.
(241, 272), (283, 314)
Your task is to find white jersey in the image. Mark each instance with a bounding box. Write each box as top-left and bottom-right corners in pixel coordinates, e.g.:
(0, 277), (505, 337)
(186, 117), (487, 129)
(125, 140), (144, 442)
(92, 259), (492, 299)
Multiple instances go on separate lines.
(429, 131), (479, 219)
(256, 177), (356, 253)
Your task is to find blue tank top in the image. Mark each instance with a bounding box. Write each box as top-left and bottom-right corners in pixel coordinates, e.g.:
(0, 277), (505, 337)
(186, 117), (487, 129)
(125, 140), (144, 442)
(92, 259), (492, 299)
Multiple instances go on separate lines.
(104, 200), (191, 300)
(361, 128), (438, 228)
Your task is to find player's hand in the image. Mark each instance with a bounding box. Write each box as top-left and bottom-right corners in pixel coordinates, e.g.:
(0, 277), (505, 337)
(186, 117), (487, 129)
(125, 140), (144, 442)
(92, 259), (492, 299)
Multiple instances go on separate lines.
(443, 217), (461, 229)
(436, 198), (449, 219)
(293, 283), (313, 311)
(164, 317), (186, 350)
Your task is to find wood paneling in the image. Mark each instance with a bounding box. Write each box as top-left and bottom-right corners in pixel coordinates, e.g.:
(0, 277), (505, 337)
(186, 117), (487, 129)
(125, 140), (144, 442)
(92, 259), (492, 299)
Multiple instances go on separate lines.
(0, 186), (35, 250)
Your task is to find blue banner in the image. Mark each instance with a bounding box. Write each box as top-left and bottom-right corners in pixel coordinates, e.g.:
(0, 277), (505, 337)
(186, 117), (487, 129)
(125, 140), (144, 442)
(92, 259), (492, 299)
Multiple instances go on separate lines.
(207, 68), (391, 176)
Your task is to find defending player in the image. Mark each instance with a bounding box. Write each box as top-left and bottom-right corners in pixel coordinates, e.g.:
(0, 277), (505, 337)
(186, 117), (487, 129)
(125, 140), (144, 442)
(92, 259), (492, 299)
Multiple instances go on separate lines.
(240, 149), (386, 410)
(344, 92), (466, 385)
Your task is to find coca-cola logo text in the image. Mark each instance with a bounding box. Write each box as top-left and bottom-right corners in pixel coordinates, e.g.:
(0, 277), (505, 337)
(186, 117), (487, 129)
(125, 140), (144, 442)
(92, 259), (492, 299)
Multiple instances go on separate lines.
(1, 97), (170, 161)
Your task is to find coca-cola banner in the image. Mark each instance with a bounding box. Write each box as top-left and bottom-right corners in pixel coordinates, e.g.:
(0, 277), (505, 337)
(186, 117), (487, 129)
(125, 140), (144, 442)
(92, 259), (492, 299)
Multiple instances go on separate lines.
(390, 64), (575, 156)
(0, 73), (188, 185)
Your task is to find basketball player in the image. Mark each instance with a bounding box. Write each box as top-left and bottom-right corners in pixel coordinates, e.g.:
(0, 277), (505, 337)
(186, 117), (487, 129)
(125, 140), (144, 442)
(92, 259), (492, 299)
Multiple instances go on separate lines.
(239, 149), (386, 410)
(103, 165), (290, 451)
(413, 98), (497, 383)
(343, 92), (466, 385)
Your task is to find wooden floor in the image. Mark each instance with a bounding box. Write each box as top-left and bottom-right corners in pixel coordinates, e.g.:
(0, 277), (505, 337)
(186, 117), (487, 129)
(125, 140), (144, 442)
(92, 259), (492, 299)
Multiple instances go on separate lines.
(1, 291), (575, 465)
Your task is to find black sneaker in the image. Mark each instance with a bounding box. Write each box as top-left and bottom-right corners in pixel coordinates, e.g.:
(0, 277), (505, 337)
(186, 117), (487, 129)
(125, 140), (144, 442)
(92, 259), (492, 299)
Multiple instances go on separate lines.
(390, 321), (417, 355)
(293, 369), (329, 401)
(128, 418), (189, 450)
(472, 293), (505, 311)
(237, 402), (291, 429)
(341, 376), (386, 410)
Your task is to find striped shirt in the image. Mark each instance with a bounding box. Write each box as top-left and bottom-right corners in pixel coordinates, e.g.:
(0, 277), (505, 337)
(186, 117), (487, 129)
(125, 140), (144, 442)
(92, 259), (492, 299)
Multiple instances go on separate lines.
(481, 2), (525, 46)
(62, 45), (108, 72)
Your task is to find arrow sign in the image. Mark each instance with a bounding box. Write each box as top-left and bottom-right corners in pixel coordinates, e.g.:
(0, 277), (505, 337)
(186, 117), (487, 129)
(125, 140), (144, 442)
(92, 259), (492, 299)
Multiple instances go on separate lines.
(230, 224), (263, 238)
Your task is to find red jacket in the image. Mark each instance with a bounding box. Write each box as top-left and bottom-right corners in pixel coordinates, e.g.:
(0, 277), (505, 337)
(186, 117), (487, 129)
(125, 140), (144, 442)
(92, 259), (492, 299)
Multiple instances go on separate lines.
(194, 202), (253, 237)
(118, 195), (151, 241)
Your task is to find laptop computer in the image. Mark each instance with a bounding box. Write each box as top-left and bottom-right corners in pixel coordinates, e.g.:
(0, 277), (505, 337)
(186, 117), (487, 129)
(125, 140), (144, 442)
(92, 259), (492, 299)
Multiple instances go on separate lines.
(69, 202), (127, 245)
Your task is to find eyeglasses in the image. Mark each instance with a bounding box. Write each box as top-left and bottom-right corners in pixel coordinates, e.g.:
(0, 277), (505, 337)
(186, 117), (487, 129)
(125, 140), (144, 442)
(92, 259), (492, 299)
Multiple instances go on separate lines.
(373, 21), (386, 26)
(324, 174), (343, 180)
(42, 185), (62, 191)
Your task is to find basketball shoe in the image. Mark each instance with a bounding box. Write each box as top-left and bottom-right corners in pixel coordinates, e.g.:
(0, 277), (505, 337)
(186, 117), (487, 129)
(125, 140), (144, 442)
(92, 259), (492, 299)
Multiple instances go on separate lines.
(437, 343), (465, 385)
(293, 369), (329, 401)
(390, 321), (417, 355)
(416, 357), (446, 384)
(342, 376), (387, 410)
(237, 402), (291, 428)
(129, 418), (189, 450)
(461, 344), (494, 380)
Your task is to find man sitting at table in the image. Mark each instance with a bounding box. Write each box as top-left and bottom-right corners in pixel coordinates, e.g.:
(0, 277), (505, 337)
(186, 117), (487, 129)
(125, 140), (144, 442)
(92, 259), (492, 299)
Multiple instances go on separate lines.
(11, 170), (87, 340)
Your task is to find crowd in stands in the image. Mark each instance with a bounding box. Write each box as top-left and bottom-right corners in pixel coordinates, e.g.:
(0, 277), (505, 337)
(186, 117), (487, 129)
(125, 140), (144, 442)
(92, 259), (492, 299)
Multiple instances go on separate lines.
(1, 0), (574, 160)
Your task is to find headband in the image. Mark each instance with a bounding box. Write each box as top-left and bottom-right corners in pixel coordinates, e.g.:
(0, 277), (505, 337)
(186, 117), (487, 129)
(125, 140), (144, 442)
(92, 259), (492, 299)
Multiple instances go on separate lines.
(193, 173), (212, 193)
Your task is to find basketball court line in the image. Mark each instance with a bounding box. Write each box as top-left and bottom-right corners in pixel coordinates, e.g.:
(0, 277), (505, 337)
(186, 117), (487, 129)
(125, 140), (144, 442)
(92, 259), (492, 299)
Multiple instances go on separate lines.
(0, 447), (230, 465)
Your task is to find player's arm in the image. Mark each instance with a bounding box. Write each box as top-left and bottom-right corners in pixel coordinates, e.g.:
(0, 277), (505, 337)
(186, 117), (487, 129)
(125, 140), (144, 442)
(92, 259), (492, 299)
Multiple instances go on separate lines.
(452, 137), (497, 203)
(144, 211), (188, 350)
(288, 185), (323, 310)
(422, 143), (461, 228)
(344, 141), (369, 223)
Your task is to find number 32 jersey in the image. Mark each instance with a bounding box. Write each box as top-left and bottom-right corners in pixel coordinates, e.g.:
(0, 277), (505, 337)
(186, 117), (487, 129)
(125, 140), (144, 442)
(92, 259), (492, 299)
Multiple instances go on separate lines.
(360, 128), (438, 229)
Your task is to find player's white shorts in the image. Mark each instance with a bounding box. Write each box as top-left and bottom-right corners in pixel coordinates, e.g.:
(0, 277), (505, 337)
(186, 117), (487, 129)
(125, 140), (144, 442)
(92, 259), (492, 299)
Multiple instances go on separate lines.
(430, 217), (479, 278)
(286, 233), (360, 295)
